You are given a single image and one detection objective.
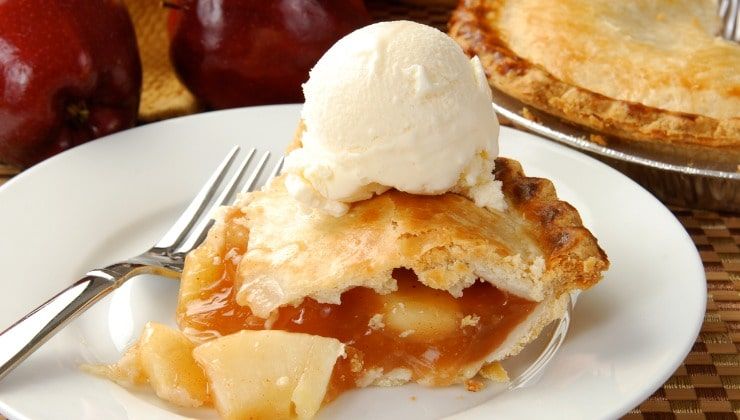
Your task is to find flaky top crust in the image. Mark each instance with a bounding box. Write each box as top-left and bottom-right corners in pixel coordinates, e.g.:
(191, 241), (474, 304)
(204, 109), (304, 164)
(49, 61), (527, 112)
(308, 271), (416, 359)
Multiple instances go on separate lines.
(222, 157), (607, 318)
(449, 0), (740, 149)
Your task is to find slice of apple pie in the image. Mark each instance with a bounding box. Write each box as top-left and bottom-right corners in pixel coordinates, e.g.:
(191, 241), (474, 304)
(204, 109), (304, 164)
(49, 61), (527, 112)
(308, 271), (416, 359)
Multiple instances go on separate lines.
(88, 157), (607, 419)
(174, 156), (607, 407)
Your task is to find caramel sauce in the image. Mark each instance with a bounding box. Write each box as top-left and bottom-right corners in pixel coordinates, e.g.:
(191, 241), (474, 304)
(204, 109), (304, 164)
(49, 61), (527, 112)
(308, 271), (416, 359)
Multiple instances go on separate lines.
(177, 210), (537, 401)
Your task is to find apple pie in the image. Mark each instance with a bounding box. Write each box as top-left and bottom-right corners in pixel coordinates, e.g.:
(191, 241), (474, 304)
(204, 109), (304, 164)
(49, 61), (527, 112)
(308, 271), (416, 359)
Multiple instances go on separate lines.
(449, 0), (740, 149)
(163, 153), (605, 415)
(86, 154), (608, 418)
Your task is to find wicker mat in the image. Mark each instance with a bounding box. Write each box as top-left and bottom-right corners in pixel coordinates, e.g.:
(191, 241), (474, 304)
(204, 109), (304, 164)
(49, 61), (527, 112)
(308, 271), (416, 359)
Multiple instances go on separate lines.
(623, 209), (740, 420)
(1, 1), (737, 419)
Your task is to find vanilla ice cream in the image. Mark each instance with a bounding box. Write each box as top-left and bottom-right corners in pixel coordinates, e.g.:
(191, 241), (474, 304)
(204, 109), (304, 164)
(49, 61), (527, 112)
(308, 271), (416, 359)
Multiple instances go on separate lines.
(284, 20), (504, 216)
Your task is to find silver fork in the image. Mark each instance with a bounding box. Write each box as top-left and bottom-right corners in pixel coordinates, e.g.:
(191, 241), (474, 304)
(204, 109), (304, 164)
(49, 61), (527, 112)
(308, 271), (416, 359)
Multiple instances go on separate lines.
(720, 0), (739, 41)
(0, 146), (284, 381)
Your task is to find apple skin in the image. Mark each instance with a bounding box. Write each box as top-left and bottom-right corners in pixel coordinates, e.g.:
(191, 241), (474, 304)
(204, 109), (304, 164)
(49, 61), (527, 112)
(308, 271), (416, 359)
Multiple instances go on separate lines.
(0, 0), (142, 168)
(169, 0), (370, 109)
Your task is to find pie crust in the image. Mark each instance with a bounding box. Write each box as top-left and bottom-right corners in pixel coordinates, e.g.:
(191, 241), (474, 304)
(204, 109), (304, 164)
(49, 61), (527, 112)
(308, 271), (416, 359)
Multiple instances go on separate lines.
(449, 0), (740, 149)
(219, 158), (607, 319)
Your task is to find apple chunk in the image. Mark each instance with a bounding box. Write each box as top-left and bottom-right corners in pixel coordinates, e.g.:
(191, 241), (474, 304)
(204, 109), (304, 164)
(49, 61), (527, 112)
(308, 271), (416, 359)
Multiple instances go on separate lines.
(138, 322), (209, 407)
(83, 322), (208, 407)
(193, 330), (345, 420)
(381, 291), (462, 339)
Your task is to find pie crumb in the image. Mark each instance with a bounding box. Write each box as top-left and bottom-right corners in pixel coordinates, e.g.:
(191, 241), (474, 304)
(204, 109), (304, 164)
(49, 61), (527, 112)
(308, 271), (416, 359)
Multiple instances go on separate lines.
(356, 368), (383, 388)
(520, 107), (540, 123)
(589, 134), (608, 146)
(399, 329), (415, 338)
(480, 361), (510, 383)
(465, 378), (486, 392)
(460, 314), (480, 328)
(391, 302), (406, 314)
(350, 354), (364, 373)
(368, 314), (385, 330)
(224, 247), (242, 265)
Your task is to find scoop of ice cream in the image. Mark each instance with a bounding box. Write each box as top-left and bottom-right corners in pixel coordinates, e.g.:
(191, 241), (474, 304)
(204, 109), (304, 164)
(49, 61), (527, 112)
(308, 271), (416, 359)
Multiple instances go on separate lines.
(284, 20), (504, 216)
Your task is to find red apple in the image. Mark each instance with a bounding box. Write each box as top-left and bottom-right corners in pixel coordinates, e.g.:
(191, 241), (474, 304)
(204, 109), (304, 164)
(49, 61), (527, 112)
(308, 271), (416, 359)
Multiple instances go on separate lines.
(0, 0), (142, 168)
(168, 0), (370, 109)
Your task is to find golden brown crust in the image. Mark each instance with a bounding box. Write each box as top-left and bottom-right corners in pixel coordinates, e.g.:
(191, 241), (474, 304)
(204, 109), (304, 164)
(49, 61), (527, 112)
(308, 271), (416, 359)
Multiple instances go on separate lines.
(226, 156), (607, 318)
(495, 158), (609, 294)
(448, 0), (740, 149)
(479, 361), (509, 383)
(232, 176), (537, 317)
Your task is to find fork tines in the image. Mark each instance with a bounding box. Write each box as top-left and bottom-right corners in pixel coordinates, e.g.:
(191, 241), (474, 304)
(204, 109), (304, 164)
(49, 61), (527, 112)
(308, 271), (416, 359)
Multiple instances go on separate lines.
(720, 0), (740, 41)
(155, 146), (279, 254)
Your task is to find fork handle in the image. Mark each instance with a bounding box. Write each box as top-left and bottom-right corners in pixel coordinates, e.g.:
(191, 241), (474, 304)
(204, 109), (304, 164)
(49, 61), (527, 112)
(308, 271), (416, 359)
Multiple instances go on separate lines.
(0, 264), (140, 382)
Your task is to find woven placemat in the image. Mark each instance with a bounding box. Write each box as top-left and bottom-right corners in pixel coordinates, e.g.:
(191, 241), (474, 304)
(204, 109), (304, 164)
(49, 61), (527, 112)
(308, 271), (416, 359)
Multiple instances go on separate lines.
(620, 209), (739, 420)
(0, 1), (736, 419)
(123, 0), (198, 121)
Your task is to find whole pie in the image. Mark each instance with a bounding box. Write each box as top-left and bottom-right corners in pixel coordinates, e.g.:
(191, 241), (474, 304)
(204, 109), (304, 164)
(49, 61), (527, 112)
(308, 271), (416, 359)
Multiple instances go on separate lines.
(449, 0), (740, 149)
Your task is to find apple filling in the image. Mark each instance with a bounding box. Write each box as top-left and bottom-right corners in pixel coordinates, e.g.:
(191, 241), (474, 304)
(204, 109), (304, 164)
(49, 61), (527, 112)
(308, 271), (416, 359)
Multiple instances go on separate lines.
(177, 208), (538, 401)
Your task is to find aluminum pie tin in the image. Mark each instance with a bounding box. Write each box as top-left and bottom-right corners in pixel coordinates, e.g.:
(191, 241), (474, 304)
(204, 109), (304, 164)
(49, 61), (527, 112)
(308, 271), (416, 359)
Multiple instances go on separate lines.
(490, 88), (740, 212)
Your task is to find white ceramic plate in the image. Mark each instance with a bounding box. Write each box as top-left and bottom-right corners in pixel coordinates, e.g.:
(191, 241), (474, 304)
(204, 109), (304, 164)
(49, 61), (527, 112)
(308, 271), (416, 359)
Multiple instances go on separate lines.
(0, 104), (705, 420)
